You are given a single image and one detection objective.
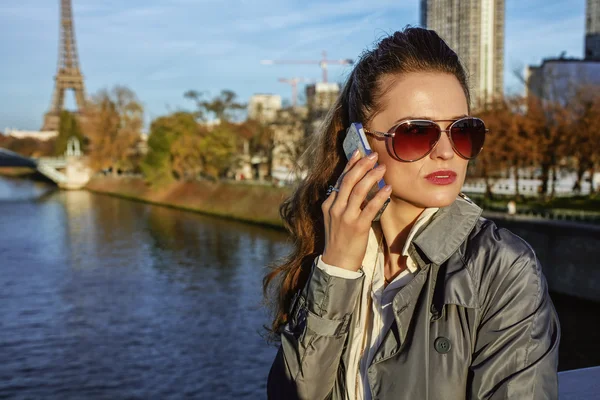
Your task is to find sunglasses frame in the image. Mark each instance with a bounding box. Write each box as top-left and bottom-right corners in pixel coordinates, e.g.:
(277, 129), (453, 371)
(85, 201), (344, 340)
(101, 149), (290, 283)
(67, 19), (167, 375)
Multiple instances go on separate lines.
(364, 116), (489, 162)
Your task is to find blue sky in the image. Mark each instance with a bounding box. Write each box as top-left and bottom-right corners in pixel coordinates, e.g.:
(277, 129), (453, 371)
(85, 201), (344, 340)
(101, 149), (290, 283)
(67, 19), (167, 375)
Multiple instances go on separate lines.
(0, 0), (587, 130)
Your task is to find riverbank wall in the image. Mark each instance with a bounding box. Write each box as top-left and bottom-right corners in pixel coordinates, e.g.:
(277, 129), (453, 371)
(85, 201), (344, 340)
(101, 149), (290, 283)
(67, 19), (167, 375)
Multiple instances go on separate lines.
(85, 177), (290, 229)
(86, 176), (600, 303)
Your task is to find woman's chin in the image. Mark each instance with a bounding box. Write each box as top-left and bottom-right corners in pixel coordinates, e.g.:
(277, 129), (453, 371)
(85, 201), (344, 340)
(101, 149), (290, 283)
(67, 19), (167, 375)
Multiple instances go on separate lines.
(391, 189), (461, 210)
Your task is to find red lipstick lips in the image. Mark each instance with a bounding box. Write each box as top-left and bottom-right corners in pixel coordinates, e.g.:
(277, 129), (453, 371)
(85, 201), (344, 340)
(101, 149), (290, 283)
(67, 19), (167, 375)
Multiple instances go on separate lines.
(425, 170), (457, 185)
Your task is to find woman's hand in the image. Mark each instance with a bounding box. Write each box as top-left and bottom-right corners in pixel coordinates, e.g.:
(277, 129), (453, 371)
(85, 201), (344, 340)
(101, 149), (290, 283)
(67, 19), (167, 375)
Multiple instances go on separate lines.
(321, 151), (392, 272)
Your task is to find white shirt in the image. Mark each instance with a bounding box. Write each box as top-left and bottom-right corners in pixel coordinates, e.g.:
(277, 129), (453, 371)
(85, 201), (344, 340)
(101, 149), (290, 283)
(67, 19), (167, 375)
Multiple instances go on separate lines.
(316, 208), (439, 400)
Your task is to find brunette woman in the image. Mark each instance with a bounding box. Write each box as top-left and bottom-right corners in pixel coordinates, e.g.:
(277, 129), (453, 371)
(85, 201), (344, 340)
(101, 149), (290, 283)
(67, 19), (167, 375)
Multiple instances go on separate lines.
(264, 27), (559, 400)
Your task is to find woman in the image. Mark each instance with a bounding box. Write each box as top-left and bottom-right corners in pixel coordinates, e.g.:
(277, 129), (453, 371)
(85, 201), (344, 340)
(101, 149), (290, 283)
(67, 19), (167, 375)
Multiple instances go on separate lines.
(263, 27), (560, 400)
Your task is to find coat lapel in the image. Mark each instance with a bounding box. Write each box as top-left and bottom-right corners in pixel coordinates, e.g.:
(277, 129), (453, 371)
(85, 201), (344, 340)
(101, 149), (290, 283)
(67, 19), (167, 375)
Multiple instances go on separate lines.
(369, 263), (430, 366)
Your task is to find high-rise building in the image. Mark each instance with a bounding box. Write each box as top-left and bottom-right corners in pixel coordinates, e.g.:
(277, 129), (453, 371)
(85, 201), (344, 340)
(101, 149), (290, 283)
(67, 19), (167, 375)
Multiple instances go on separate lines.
(586, 0), (600, 60)
(421, 0), (505, 108)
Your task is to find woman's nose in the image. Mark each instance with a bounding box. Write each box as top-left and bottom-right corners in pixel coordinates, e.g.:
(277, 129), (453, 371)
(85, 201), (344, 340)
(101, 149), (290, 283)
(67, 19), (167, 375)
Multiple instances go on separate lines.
(430, 129), (454, 160)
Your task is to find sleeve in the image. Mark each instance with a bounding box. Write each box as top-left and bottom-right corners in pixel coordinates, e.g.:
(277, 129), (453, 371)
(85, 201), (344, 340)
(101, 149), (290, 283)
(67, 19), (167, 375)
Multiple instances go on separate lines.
(468, 251), (560, 400)
(316, 255), (364, 279)
(267, 257), (364, 400)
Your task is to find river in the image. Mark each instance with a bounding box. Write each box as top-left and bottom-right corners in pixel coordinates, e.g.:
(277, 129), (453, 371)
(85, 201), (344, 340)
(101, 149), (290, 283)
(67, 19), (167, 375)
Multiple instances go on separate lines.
(0, 177), (598, 399)
(0, 177), (284, 399)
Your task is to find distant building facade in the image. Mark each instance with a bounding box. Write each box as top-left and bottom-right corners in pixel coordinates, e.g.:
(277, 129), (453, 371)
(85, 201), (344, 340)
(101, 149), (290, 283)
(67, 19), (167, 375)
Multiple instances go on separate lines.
(247, 94), (282, 123)
(421, 0), (505, 107)
(305, 83), (339, 113)
(586, 0), (600, 60)
(271, 106), (309, 184)
(526, 58), (600, 103)
(305, 83), (340, 137)
(527, 2), (600, 103)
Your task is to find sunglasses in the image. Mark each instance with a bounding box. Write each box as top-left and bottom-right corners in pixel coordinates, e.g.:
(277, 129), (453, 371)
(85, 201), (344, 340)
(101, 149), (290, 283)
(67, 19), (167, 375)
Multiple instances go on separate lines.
(363, 117), (488, 162)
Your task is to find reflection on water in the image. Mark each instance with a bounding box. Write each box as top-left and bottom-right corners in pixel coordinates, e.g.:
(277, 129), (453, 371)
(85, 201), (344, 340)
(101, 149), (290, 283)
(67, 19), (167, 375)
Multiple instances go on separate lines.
(0, 177), (287, 399)
(0, 176), (54, 201)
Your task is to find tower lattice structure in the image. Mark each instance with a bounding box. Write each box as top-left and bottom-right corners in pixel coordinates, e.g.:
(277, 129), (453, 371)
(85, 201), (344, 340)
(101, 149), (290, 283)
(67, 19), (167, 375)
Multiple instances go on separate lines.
(42, 0), (87, 131)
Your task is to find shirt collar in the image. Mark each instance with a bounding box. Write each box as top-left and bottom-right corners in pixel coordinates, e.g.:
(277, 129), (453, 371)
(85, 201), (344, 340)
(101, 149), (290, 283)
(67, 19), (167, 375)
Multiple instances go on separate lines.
(362, 207), (439, 277)
(402, 207), (439, 272)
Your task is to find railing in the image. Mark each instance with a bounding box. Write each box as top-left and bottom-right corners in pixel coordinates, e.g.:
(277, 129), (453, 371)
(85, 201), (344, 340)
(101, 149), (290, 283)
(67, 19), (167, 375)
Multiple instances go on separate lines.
(482, 208), (600, 224)
(558, 366), (600, 399)
(36, 157), (67, 168)
(37, 163), (67, 183)
(463, 177), (599, 197)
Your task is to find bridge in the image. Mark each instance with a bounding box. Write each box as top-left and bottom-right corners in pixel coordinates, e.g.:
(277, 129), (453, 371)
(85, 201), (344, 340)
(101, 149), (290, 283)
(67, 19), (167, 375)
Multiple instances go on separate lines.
(0, 138), (92, 189)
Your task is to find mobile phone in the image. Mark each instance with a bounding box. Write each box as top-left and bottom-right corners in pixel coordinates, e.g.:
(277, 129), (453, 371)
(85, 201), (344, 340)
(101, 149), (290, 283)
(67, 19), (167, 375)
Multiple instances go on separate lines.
(342, 122), (389, 221)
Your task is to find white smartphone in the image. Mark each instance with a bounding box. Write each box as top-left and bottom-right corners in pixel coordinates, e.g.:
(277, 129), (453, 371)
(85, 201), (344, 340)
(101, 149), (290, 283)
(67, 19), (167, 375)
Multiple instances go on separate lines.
(342, 122), (389, 221)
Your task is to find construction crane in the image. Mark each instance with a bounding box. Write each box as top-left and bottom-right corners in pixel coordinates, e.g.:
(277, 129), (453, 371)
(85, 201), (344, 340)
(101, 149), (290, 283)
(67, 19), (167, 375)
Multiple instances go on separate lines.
(278, 77), (314, 107)
(262, 51), (353, 84)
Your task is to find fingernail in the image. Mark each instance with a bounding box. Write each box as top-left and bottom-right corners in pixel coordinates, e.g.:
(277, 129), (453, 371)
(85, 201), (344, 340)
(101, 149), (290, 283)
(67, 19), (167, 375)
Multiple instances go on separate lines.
(375, 164), (386, 171)
(352, 149), (360, 159)
(383, 185), (392, 192)
(367, 152), (378, 160)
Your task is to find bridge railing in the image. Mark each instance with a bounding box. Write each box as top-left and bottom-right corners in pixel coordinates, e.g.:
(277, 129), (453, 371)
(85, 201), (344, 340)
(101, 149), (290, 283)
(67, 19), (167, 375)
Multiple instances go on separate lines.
(35, 157), (67, 168)
(37, 163), (67, 183)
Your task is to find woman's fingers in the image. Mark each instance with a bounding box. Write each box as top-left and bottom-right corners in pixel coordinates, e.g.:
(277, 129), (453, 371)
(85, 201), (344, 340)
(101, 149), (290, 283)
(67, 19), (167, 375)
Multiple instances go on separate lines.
(320, 151), (390, 272)
(359, 183), (392, 223)
(345, 163), (386, 216)
(322, 149), (365, 212)
(343, 149), (362, 174)
(334, 152), (379, 209)
(321, 185), (337, 211)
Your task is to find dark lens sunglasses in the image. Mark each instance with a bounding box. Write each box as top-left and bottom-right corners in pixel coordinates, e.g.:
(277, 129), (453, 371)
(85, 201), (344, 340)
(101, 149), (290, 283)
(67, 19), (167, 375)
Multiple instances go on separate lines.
(364, 117), (488, 162)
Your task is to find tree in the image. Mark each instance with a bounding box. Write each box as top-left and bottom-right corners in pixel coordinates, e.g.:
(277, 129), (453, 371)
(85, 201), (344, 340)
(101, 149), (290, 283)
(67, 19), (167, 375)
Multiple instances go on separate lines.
(184, 89), (245, 123)
(2, 137), (55, 158)
(523, 96), (569, 199)
(567, 86), (600, 194)
(169, 113), (203, 181)
(472, 98), (517, 199)
(504, 96), (537, 199)
(54, 110), (85, 156)
(197, 122), (238, 179)
(181, 90), (245, 180)
(142, 112), (196, 185)
(82, 86), (144, 174)
(142, 111), (238, 183)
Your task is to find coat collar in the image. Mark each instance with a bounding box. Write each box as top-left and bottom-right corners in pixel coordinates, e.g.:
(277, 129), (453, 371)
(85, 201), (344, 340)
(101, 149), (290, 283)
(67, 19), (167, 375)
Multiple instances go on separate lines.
(410, 195), (482, 310)
(412, 195), (483, 266)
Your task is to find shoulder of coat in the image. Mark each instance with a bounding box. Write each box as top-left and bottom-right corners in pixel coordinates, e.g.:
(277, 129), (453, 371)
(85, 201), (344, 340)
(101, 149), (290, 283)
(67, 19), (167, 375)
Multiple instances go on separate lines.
(463, 217), (539, 285)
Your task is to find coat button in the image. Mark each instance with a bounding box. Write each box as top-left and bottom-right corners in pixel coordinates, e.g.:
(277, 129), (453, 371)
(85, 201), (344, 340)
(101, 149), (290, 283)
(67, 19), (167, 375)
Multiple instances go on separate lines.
(434, 337), (451, 354)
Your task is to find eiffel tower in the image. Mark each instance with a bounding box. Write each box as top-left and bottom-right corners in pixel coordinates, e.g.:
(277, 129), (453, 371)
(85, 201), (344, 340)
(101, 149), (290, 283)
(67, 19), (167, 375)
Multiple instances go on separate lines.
(41, 0), (87, 131)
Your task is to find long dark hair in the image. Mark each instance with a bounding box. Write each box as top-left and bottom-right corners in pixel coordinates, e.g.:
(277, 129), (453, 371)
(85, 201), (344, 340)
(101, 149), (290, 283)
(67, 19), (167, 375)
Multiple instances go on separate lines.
(263, 26), (471, 340)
